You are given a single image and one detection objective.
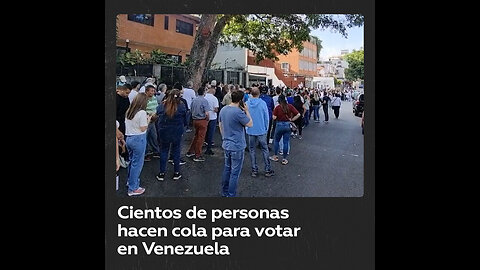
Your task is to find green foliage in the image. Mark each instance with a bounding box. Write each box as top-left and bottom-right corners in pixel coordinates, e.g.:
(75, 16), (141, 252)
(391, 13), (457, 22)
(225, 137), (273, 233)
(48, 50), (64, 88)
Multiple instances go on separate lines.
(310, 35), (323, 59)
(149, 49), (177, 65)
(118, 49), (184, 66)
(344, 49), (364, 81)
(118, 49), (148, 66)
(179, 56), (193, 67)
(334, 77), (342, 86)
(220, 14), (363, 64)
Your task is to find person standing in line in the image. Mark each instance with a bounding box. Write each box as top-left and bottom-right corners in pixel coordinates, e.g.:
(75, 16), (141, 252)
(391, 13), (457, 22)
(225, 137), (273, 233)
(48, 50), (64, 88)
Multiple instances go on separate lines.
(204, 86), (219, 156)
(212, 80), (224, 115)
(286, 91), (294, 104)
(124, 93), (151, 196)
(321, 91), (331, 123)
(139, 77), (157, 93)
(144, 85), (160, 161)
(218, 90), (253, 197)
(331, 93), (342, 119)
(182, 81), (197, 133)
(116, 85), (131, 167)
(128, 81), (141, 103)
(117, 75), (127, 87)
(259, 86), (274, 147)
(302, 93), (310, 128)
(311, 91), (321, 123)
(155, 89), (187, 181)
(292, 95), (307, 139)
(116, 85), (131, 137)
(222, 84), (234, 106)
(269, 95), (300, 165)
(246, 87), (275, 177)
(156, 83), (167, 104)
(186, 87), (210, 162)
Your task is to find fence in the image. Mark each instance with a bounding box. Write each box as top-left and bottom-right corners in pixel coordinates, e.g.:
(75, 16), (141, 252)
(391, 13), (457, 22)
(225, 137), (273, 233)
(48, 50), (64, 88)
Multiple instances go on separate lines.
(117, 64), (246, 87)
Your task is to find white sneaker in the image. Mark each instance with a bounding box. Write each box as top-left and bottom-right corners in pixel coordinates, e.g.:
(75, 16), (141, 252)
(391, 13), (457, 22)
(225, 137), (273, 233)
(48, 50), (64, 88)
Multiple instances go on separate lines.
(269, 139), (273, 144)
(128, 187), (145, 196)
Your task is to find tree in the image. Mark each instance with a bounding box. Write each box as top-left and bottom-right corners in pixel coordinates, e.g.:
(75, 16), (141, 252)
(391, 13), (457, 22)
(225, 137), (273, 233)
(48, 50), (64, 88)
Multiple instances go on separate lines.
(185, 14), (364, 90)
(344, 49), (364, 81)
(310, 35), (323, 59)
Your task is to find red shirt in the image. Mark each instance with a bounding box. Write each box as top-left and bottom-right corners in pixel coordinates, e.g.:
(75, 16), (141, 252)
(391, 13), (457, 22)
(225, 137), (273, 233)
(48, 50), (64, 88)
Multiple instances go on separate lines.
(273, 104), (299, 121)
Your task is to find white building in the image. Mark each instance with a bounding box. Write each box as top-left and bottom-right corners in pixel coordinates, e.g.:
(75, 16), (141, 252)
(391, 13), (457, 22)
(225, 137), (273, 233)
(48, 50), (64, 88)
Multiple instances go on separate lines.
(317, 61), (336, 77)
(328, 56), (349, 79)
(211, 43), (286, 87)
(311, 77), (335, 90)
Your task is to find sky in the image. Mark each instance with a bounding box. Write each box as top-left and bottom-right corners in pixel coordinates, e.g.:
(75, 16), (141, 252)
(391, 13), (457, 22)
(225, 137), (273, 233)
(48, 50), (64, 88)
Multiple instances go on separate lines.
(310, 22), (364, 61)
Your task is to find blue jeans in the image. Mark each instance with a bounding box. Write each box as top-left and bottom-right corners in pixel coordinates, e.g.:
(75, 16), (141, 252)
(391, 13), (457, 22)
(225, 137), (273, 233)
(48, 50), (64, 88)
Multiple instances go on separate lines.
(279, 137), (290, 154)
(323, 105), (329, 121)
(126, 133), (147, 192)
(221, 149), (245, 197)
(205, 119), (217, 151)
(274, 121), (291, 159)
(159, 138), (182, 173)
(248, 134), (271, 172)
(313, 105), (320, 121)
(146, 122), (160, 154)
(304, 109), (309, 126)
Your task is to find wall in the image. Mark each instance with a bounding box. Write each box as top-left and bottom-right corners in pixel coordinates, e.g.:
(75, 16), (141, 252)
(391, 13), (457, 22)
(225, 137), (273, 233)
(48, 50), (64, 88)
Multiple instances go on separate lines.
(247, 65), (285, 87)
(311, 77), (335, 90)
(211, 43), (247, 69)
(276, 41), (318, 77)
(116, 14), (199, 63)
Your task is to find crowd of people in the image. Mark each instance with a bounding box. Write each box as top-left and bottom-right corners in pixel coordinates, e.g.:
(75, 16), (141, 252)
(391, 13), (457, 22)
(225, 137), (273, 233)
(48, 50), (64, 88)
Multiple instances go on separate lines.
(115, 75), (354, 197)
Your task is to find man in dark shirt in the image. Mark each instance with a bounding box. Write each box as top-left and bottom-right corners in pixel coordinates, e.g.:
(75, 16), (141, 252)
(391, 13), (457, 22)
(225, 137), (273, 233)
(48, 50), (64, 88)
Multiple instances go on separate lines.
(116, 85), (131, 165)
(259, 86), (274, 146)
(321, 91), (331, 122)
(116, 85), (130, 136)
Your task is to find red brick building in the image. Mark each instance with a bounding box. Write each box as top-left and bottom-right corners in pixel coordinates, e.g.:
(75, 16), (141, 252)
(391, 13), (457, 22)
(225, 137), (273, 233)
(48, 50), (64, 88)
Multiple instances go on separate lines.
(116, 14), (200, 63)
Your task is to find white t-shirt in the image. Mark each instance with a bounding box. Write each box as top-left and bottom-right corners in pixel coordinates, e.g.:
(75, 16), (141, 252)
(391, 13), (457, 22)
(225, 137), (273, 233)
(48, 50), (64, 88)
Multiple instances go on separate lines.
(204, 93), (219, 120)
(125, 110), (148, 135)
(182, 87), (196, 110)
(128, 90), (138, 103)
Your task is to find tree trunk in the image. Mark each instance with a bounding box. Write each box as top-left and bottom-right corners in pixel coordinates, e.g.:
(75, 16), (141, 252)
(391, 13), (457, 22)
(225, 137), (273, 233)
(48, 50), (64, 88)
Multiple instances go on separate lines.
(186, 15), (232, 91)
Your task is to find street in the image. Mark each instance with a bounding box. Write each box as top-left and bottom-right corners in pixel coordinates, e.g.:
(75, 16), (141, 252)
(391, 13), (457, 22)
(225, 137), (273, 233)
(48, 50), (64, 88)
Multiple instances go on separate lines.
(116, 102), (364, 197)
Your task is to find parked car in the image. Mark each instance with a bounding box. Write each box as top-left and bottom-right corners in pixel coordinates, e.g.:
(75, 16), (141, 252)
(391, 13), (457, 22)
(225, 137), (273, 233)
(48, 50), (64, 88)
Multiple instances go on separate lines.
(352, 93), (364, 117)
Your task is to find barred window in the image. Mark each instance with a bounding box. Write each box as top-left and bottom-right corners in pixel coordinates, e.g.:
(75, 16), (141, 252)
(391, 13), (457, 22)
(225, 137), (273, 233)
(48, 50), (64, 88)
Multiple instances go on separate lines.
(127, 14), (154, 26)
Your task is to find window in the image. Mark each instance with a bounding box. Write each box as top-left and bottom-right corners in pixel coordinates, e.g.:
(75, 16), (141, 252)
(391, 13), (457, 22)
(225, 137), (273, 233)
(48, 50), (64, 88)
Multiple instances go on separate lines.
(167, 54), (182, 64)
(164, 16), (169, 30)
(127, 14), (154, 26)
(176, 19), (193, 36)
(281, 62), (289, 72)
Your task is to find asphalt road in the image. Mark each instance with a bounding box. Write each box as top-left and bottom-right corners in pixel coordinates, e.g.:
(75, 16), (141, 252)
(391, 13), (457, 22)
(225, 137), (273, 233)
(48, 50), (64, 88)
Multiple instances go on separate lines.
(117, 101), (364, 197)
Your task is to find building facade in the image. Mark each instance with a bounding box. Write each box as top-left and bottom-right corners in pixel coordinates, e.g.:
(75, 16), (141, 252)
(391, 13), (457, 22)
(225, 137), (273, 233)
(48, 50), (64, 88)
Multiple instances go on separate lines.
(212, 39), (318, 88)
(116, 14), (200, 63)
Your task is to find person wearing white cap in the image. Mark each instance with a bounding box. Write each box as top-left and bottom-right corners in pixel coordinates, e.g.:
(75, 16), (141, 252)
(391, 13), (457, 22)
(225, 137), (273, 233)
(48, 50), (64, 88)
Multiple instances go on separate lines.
(139, 77), (157, 93)
(117, 75), (127, 87)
